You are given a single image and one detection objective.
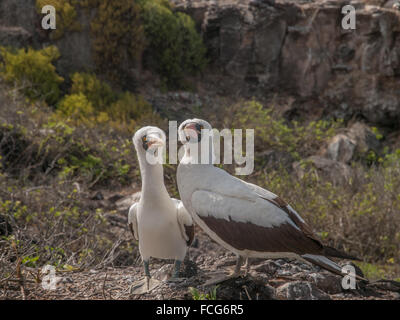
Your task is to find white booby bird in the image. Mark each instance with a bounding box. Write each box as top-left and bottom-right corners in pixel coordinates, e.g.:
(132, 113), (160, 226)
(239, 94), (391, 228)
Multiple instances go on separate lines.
(128, 126), (194, 291)
(177, 118), (361, 281)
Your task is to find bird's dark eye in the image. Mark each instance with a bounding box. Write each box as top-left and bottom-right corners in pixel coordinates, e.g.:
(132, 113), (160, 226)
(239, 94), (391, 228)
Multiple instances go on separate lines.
(142, 135), (148, 150)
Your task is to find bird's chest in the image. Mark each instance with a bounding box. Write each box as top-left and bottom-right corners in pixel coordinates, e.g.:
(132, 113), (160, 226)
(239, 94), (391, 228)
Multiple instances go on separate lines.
(137, 206), (177, 238)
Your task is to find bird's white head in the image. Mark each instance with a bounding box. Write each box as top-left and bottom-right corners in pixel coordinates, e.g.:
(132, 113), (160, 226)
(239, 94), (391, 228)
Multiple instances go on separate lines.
(178, 118), (213, 145)
(133, 126), (165, 159)
(178, 119), (215, 165)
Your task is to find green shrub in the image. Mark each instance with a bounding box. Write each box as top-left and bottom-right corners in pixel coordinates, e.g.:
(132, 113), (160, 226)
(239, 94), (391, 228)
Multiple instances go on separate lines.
(65, 72), (164, 130)
(107, 92), (150, 122)
(141, 0), (207, 87)
(106, 92), (166, 131)
(189, 286), (218, 300)
(229, 100), (340, 159)
(57, 93), (94, 124)
(70, 72), (117, 112)
(0, 46), (63, 105)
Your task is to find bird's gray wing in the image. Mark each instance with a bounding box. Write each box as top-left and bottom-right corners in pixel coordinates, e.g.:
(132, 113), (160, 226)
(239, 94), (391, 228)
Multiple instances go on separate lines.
(190, 189), (324, 254)
(172, 198), (195, 246)
(128, 202), (139, 241)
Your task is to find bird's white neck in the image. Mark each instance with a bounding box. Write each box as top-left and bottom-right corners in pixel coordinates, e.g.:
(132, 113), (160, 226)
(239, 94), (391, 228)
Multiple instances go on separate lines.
(138, 153), (169, 201)
(181, 136), (215, 166)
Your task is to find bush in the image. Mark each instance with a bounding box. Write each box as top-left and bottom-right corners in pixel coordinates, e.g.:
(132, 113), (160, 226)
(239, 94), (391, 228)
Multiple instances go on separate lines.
(141, 0), (207, 87)
(227, 100), (341, 159)
(70, 72), (117, 112)
(0, 46), (63, 105)
(57, 93), (95, 124)
(65, 73), (164, 130)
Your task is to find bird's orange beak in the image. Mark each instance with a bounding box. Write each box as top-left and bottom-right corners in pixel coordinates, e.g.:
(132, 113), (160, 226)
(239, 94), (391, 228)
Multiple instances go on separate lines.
(183, 123), (201, 143)
(146, 135), (164, 148)
(184, 122), (200, 133)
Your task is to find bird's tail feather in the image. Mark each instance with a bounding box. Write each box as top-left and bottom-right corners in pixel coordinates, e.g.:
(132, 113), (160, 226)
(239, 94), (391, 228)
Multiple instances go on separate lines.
(302, 254), (367, 281)
(322, 246), (361, 261)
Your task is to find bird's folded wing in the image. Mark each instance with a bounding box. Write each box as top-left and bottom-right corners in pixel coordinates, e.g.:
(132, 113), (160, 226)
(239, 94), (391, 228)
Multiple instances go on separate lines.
(128, 203), (139, 241)
(173, 198), (195, 246)
(191, 189), (323, 254)
(214, 172), (314, 238)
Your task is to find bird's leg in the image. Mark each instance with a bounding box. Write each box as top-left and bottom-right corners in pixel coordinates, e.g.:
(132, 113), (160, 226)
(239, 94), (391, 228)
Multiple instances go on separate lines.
(130, 259), (158, 294)
(229, 255), (244, 277)
(167, 260), (184, 283)
(244, 258), (250, 276)
(173, 260), (182, 278)
(144, 259), (151, 290)
(203, 256), (245, 286)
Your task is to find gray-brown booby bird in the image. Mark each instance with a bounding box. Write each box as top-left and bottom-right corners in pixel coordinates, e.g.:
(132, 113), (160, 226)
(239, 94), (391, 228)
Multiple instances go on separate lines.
(128, 126), (194, 291)
(176, 118), (360, 281)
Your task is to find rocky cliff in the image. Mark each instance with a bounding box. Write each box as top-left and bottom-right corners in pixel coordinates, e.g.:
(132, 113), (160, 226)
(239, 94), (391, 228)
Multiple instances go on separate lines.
(172, 0), (400, 127)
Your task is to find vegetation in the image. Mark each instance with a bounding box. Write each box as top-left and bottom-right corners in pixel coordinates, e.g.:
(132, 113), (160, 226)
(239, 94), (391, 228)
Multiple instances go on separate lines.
(189, 286), (218, 300)
(226, 100), (342, 159)
(0, 46), (63, 105)
(70, 72), (117, 112)
(140, 0), (207, 88)
(90, 0), (146, 82)
(65, 72), (165, 130)
(1, 1), (400, 296)
(35, 0), (207, 88)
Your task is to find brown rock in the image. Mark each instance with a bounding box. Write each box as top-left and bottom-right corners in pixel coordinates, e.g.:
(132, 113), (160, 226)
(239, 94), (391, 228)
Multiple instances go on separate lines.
(347, 122), (381, 154)
(325, 134), (356, 163)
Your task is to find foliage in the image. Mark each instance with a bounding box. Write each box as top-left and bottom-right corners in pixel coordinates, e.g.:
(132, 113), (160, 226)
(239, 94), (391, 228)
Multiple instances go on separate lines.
(0, 84), (137, 187)
(70, 72), (117, 112)
(225, 100), (341, 159)
(105, 92), (166, 131)
(140, 0), (207, 87)
(356, 262), (393, 281)
(57, 93), (94, 124)
(90, 0), (146, 81)
(66, 72), (165, 131)
(0, 46), (63, 105)
(189, 286), (218, 300)
(36, 0), (81, 39)
(0, 181), (121, 272)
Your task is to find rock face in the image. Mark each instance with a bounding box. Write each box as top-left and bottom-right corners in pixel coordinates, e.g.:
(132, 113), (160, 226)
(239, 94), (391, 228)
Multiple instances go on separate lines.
(173, 0), (400, 127)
